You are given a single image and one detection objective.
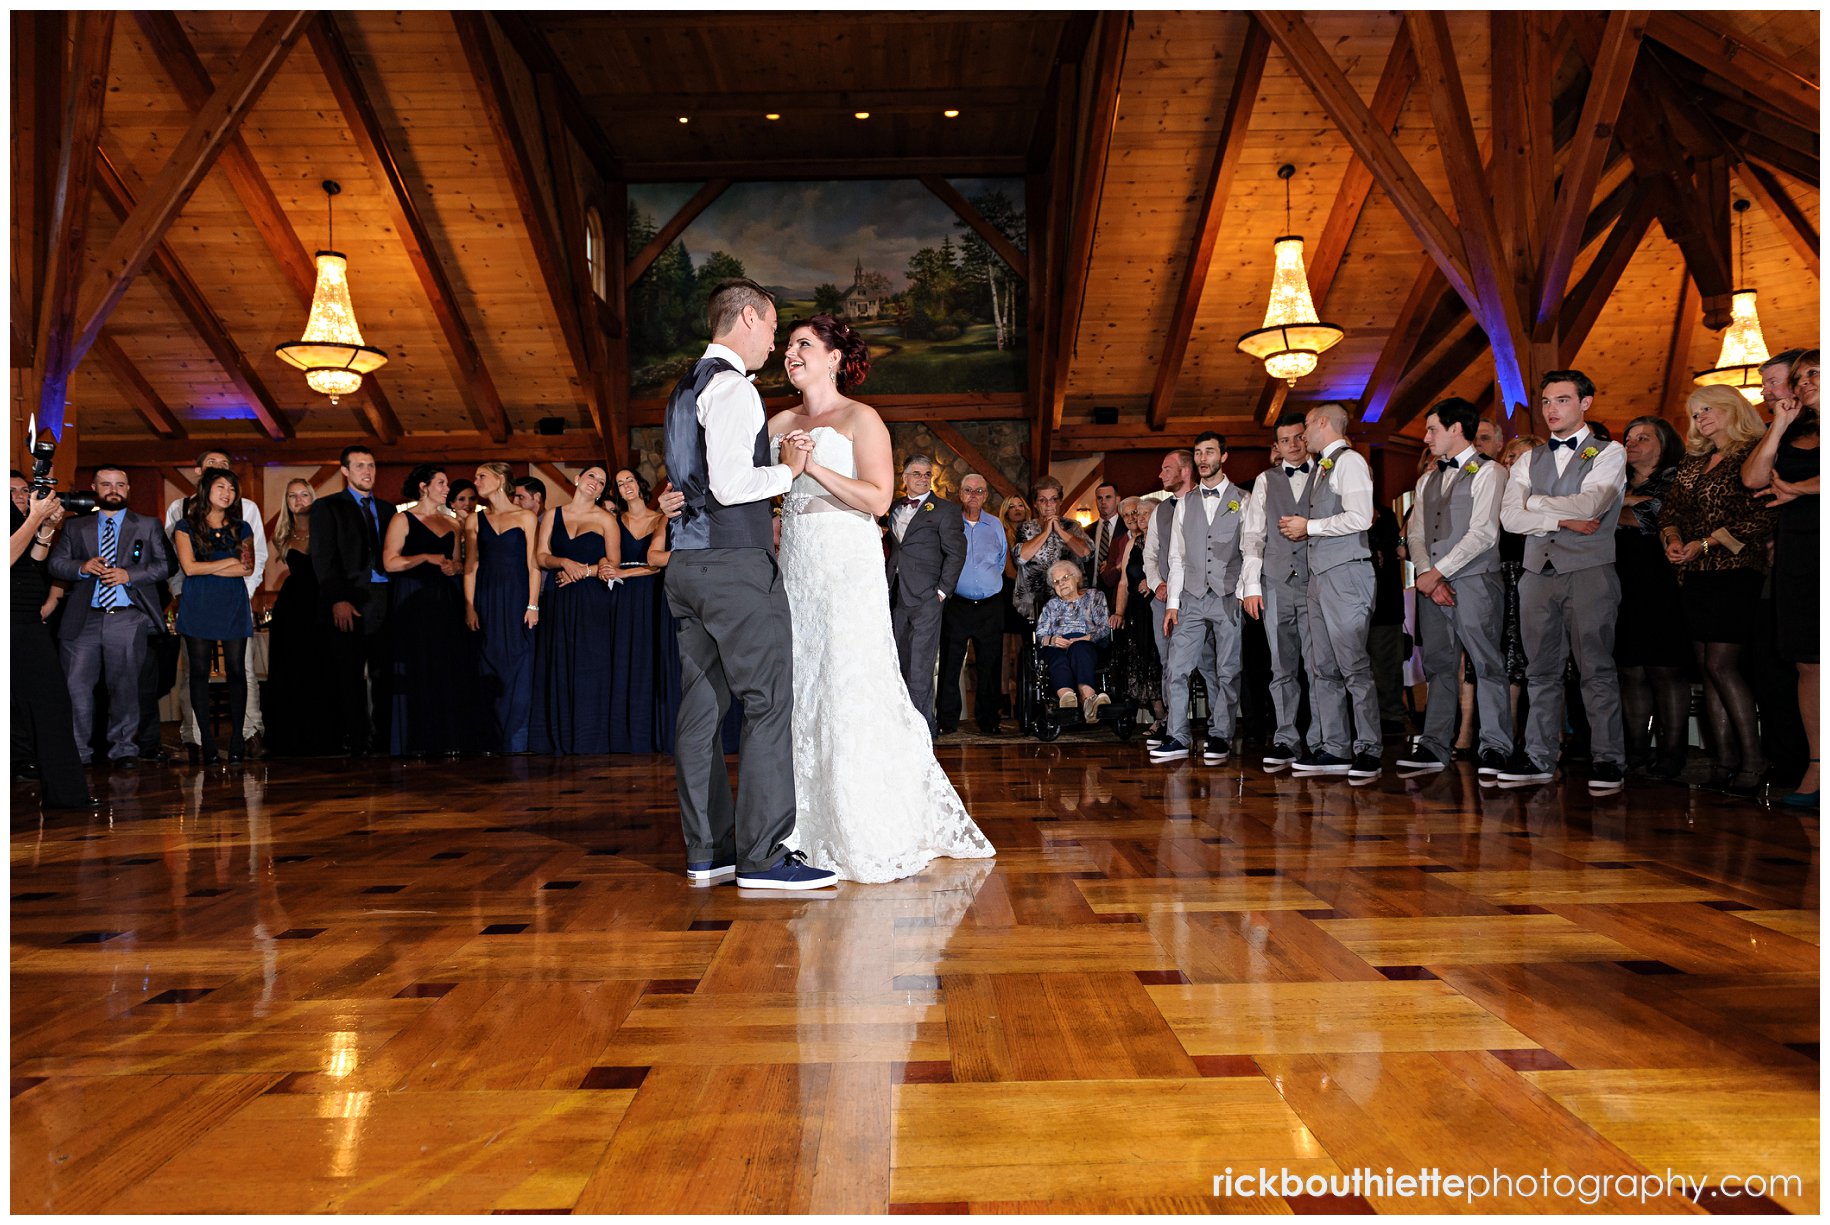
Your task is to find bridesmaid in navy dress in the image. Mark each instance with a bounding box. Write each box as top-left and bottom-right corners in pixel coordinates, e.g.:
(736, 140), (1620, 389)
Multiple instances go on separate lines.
(463, 462), (542, 753)
(607, 469), (675, 753)
(384, 465), (485, 757)
(530, 464), (621, 754)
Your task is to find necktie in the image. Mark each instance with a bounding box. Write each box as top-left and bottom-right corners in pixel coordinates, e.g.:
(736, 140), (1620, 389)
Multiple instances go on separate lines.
(97, 515), (123, 608)
(361, 495), (381, 551)
(1095, 518), (1110, 571)
(1285, 463), (1311, 476)
(1549, 436), (1580, 451)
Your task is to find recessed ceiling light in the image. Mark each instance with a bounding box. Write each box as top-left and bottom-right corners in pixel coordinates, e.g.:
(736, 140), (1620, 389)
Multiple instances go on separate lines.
(943, 109), (960, 118)
(677, 116), (689, 124)
(765, 112), (781, 121)
(854, 111), (870, 120)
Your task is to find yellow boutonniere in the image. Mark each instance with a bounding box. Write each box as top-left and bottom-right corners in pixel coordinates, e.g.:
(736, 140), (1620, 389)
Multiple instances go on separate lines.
(1318, 456), (1335, 473)
(1579, 446), (1599, 462)
(1226, 499), (1240, 513)
(1462, 460), (1480, 475)
(921, 503), (932, 512)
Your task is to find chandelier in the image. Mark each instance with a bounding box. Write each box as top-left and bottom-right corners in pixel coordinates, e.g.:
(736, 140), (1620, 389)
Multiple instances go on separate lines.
(275, 181), (388, 404)
(1694, 199), (1769, 403)
(1236, 164), (1345, 385)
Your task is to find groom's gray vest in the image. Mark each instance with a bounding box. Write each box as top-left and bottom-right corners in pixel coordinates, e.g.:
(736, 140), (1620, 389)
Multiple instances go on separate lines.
(664, 356), (776, 553)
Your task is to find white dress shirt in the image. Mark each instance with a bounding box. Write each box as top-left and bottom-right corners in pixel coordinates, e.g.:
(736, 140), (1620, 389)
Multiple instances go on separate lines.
(1406, 445), (1502, 580)
(698, 342), (793, 508)
(1305, 440), (1373, 537)
(1140, 493), (1182, 592)
(1499, 427), (1627, 536)
(165, 495), (268, 597)
(1165, 477), (1241, 611)
(1238, 462), (1311, 598)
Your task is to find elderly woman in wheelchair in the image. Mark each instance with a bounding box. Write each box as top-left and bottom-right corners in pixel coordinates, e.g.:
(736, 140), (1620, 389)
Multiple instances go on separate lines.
(1035, 559), (1112, 721)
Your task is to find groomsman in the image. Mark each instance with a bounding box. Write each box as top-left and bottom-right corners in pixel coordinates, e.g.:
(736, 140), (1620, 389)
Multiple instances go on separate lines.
(1152, 433), (1244, 765)
(1498, 370), (1628, 793)
(1281, 403), (1381, 780)
(1239, 410), (1313, 769)
(1142, 449), (1194, 749)
(1396, 397), (1512, 777)
(885, 453), (967, 734)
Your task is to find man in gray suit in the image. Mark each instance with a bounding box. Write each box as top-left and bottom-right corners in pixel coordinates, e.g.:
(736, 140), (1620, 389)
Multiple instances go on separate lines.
(1397, 396), (1512, 778)
(1153, 432), (1244, 765)
(47, 465), (174, 767)
(1280, 403), (1382, 781)
(1142, 448), (1193, 749)
(1239, 410), (1313, 769)
(1499, 369), (1628, 794)
(885, 453), (967, 734)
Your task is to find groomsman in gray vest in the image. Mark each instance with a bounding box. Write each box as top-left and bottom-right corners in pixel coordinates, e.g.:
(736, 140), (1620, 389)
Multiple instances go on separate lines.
(1396, 397), (1512, 777)
(662, 278), (837, 889)
(1151, 433), (1244, 765)
(1498, 370), (1628, 794)
(1142, 448), (1194, 749)
(1239, 410), (1314, 769)
(1280, 403), (1382, 780)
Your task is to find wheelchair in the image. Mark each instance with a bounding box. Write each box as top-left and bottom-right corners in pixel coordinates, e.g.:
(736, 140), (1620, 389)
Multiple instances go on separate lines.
(1016, 631), (1143, 743)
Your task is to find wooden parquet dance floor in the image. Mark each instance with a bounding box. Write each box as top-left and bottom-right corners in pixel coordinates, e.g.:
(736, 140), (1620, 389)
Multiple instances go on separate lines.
(10, 744), (1820, 1214)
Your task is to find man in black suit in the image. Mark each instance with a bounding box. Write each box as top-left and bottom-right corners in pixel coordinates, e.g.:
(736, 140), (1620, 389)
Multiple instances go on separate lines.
(1090, 481), (1129, 605)
(885, 453), (967, 735)
(47, 465), (174, 767)
(310, 445), (395, 755)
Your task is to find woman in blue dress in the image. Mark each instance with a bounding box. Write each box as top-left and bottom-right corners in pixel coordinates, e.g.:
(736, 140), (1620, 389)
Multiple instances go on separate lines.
(530, 464), (621, 754)
(173, 468), (256, 765)
(463, 462), (542, 753)
(384, 464), (485, 757)
(607, 468), (672, 753)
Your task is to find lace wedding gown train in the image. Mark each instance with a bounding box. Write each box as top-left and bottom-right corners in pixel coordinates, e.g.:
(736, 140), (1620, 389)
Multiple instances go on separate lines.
(776, 427), (996, 883)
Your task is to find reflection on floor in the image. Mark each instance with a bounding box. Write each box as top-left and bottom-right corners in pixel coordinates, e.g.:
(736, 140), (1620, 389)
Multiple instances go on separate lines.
(10, 745), (1820, 1213)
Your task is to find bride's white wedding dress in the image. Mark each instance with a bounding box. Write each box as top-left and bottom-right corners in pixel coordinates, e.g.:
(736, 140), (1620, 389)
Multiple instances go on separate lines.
(775, 426), (996, 883)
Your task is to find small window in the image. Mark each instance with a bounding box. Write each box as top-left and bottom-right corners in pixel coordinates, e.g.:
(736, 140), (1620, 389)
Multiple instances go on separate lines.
(585, 207), (607, 300)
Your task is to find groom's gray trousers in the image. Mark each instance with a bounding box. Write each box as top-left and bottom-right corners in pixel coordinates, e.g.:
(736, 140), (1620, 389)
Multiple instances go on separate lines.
(665, 548), (798, 873)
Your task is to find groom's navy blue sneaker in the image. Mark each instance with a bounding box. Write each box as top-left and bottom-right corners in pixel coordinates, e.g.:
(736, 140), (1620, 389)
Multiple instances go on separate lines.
(735, 851), (838, 891)
(686, 859), (736, 884)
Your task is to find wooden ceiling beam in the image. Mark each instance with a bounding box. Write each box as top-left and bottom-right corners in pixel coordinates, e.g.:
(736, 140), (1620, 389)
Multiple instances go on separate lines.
(1054, 419), (1271, 454)
(622, 156), (1031, 183)
(1533, 11), (1647, 330)
(594, 87), (1031, 117)
(31, 10), (113, 441)
(1257, 24), (1419, 427)
(1659, 274), (1702, 428)
(926, 421), (1023, 503)
(1644, 11), (1819, 134)
(311, 14), (510, 445)
(919, 176), (1029, 282)
(1490, 13), (1554, 294)
(493, 14), (624, 181)
(93, 333), (186, 440)
(1256, 12), (1477, 312)
(1148, 21), (1269, 432)
(131, 11), (399, 443)
(1031, 62), (1077, 480)
(1558, 179), (1661, 367)
(1376, 318), (1490, 437)
(624, 179), (733, 289)
(1736, 162), (1821, 277)
(534, 462), (577, 500)
(1407, 12), (1532, 415)
(1359, 263), (1449, 428)
(92, 149), (293, 442)
(1050, 10), (1129, 434)
(76, 433), (611, 467)
(69, 11), (309, 372)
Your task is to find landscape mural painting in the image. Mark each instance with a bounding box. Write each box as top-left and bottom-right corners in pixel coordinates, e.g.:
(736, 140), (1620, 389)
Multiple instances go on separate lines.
(626, 179), (1027, 399)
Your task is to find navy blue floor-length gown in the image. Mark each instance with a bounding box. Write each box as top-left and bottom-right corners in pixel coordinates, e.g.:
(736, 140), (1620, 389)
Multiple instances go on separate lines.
(475, 511), (535, 753)
(530, 508), (617, 754)
(390, 515), (486, 757)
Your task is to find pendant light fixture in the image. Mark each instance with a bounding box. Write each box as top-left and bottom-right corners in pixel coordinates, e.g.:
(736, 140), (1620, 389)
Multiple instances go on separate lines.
(275, 181), (388, 404)
(1694, 198), (1771, 404)
(1236, 164), (1345, 385)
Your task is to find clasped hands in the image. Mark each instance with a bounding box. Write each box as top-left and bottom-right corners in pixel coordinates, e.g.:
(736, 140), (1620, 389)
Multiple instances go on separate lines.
(779, 429), (816, 477)
(79, 556), (132, 587)
(1413, 567), (1456, 607)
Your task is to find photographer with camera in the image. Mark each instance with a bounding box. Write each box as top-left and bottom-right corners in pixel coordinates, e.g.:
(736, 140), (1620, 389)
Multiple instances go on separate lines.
(46, 466), (174, 770)
(11, 472), (92, 808)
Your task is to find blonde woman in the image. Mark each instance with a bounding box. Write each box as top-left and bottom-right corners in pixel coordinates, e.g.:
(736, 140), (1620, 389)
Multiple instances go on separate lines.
(997, 492), (1031, 717)
(1661, 385), (1777, 793)
(266, 478), (340, 755)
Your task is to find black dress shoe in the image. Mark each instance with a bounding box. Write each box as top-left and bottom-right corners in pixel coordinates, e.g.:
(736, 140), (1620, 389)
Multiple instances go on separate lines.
(44, 794), (101, 810)
(13, 763), (41, 782)
(937, 723), (959, 735)
(112, 757), (140, 771)
(977, 724), (1000, 736)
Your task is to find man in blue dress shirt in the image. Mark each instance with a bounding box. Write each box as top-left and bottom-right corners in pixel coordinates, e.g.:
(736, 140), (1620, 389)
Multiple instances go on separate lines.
(936, 473), (1009, 735)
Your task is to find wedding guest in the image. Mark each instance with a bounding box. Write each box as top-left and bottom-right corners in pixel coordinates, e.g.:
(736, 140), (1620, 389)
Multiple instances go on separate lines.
(996, 492), (1030, 716)
(1014, 477), (1090, 623)
(265, 480), (341, 756)
(885, 452), (967, 734)
(311, 445), (395, 756)
(1090, 481), (1127, 604)
(1744, 350), (1812, 785)
(464, 463), (541, 754)
(531, 465), (621, 754)
(1662, 386), (1776, 794)
(1036, 558), (1111, 719)
(1110, 496), (1163, 730)
(936, 473), (1008, 735)
(447, 478), (478, 579)
(1743, 348), (1820, 808)
(1614, 416), (1689, 779)
(607, 467), (676, 753)
(172, 469), (256, 764)
(1498, 370), (1628, 793)
(384, 464), (484, 757)
(1157, 432), (1245, 766)
(513, 476), (547, 518)
(12, 486), (90, 806)
(1368, 502), (1409, 742)
(1475, 416), (1505, 460)
(1143, 449), (1196, 749)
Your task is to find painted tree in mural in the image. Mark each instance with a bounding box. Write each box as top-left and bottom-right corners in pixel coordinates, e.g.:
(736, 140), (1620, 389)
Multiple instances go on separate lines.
(627, 205), (749, 359)
(954, 190), (1025, 351)
(813, 282), (845, 315)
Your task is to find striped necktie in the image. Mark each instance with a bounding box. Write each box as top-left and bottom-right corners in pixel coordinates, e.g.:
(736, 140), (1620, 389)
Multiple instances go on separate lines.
(97, 515), (124, 608)
(1095, 518), (1110, 572)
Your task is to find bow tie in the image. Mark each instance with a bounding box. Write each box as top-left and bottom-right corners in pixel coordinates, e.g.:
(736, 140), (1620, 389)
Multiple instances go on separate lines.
(1549, 436), (1582, 451)
(1284, 463), (1310, 476)
(1200, 485), (1223, 498)
(1437, 458), (1458, 472)
(903, 497), (922, 508)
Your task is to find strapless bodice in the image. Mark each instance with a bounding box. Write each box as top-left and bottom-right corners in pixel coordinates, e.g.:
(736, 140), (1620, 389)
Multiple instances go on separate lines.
(780, 426), (865, 517)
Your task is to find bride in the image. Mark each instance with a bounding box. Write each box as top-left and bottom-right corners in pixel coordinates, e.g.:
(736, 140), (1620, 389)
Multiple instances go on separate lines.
(769, 314), (995, 883)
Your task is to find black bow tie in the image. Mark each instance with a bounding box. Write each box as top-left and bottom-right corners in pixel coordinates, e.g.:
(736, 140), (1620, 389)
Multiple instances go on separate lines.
(1200, 485), (1223, 498)
(1284, 463), (1310, 476)
(1549, 436), (1582, 451)
(1437, 458), (1458, 472)
(903, 497), (922, 508)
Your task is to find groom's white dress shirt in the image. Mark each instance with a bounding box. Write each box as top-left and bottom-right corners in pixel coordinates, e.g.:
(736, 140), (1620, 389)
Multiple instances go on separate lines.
(699, 342), (793, 507)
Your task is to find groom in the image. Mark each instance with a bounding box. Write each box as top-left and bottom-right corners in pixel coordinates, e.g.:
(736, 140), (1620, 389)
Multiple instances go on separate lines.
(662, 278), (837, 890)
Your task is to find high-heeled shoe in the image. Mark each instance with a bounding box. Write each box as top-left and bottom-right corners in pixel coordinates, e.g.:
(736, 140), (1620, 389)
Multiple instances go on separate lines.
(1782, 760), (1819, 809)
(1726, 767), (1769, 800)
